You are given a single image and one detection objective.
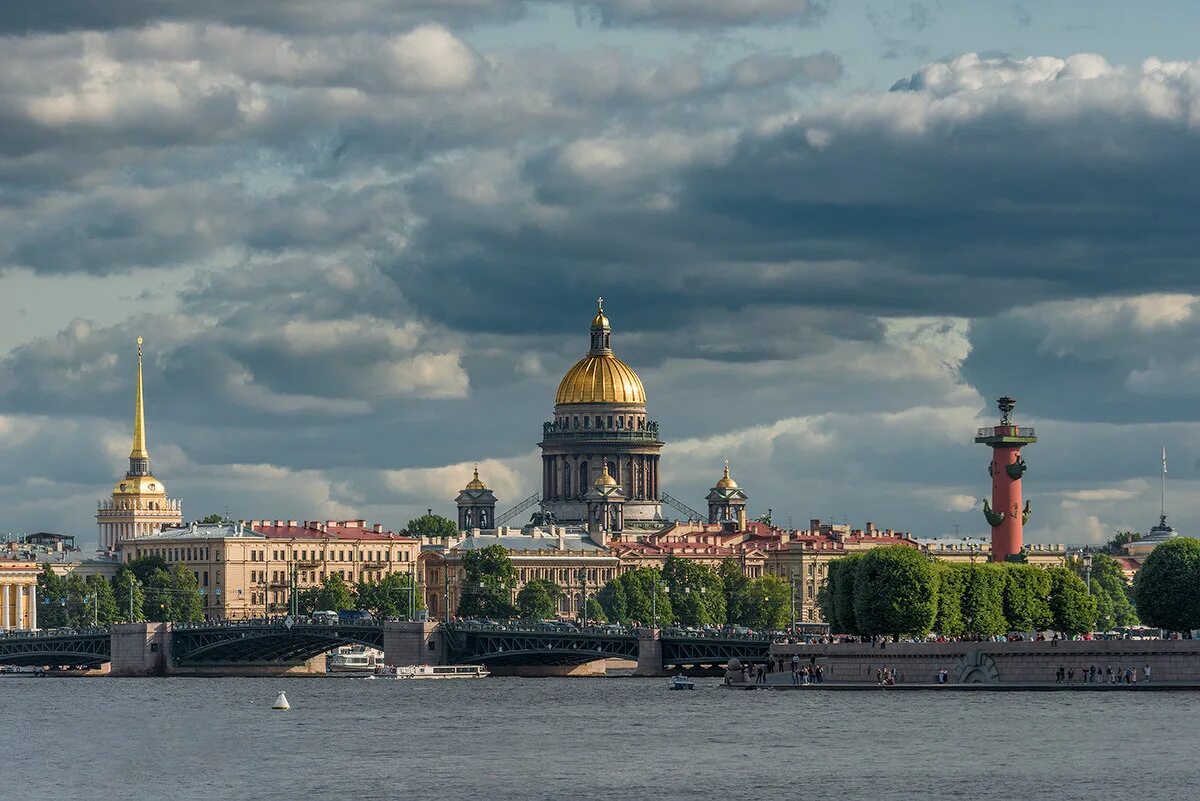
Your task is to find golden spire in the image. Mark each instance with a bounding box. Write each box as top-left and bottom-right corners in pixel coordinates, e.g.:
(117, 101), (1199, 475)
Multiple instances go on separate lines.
(595, 463), (618, 488)
(129, 336), (149, 460)
(591, 296), (610, 330)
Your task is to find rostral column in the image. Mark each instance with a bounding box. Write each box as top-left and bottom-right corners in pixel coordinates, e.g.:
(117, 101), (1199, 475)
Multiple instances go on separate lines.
(974, 396), (1037, 562)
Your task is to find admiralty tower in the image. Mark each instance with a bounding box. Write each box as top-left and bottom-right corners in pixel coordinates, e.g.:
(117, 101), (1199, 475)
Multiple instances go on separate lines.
(96, 337), (183, 552)
(538, 299), (664, 527)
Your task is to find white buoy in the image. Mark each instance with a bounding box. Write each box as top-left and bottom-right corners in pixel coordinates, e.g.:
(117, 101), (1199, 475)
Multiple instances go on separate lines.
(272, 691), (290, 710)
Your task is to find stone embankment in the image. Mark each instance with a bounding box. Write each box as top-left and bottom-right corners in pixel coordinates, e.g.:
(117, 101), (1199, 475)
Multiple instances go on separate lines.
(760, 639), (1200, 686)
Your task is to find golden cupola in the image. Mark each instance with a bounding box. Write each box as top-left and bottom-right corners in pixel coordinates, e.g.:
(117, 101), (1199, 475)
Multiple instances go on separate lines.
(555, 297), (647, 406)
(715, 461), (739, 489)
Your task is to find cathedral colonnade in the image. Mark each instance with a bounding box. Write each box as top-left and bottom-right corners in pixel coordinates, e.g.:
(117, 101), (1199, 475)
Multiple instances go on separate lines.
(0, 564), (40, 630)
(541, 453), (659, 502)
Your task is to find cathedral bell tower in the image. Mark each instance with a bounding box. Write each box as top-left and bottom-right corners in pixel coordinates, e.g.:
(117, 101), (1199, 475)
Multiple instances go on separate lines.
(96, 337), (183, 551)
(584, 464), (626, 547)
(456, 466), (498, 530)
(706, 461), (748, 530)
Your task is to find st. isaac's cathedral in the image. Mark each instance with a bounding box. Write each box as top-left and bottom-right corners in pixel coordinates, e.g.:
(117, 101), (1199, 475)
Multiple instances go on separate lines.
(456, 298), (748, 541)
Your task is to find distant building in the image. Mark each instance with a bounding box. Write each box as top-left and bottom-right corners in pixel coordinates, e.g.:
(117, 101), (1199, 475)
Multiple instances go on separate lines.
(119, 519), (419, 620)
(96, 337), (183, 551)
(0, 561), (40, 630)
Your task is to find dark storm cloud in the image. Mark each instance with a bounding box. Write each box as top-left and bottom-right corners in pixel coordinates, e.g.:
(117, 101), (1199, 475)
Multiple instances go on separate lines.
(572, 0), (829, 29)
(0, 0), (528, 34)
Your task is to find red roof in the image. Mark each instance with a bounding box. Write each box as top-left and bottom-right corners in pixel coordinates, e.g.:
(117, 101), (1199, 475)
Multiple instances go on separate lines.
(245, 519), (418, 543)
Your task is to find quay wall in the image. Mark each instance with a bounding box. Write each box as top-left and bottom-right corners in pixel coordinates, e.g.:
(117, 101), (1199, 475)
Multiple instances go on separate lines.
(769, 640), (1200, 684)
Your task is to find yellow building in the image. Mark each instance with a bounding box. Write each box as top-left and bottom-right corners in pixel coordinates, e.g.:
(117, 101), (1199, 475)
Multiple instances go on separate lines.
(120, 520), (420, 620)
(96, 337), (182, 552)
(0, 561), (40, 630)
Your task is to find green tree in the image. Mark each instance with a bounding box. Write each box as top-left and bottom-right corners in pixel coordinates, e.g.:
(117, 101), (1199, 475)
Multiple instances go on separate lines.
(662, 557), (726, 626)
(852, 546), (938, 637)
(356, 573), (423, 619)
(198, 514), (225, 524)
(112, 567), (145, 622)
(169, 564), (204, 622)
(831, 555), (864, 634)
(1002, 565), (1053, 632)
(64, 573), (93, 627)
(741, 574), (791, 631)
(585, 597), (607, 623)
(1105, 530), (1141, 554)
(403, 513), (458, 539)
(516, 579), (560, 620)
(717, 558), (750, 626)
(37, 564), (69, 628)
(299, 573), (356, 614)
(127, 555), (170, 586)
(1091, 553), (1138, 628)
(933, 563), (966, 636)
(1133, 538), (1200, 632)
(458, 544), (518, 619)
(597, 568), (672, 626)
(962, 563), (1008, 635)
(86, 574), (120, 626)
(597, 576), (629, 623)
(1047, 567), (1097, 635)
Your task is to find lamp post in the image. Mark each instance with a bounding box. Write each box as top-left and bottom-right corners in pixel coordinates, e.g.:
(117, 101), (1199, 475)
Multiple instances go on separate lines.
(651, 571), (658, 629)
(577, 568), (588, 628)
(1081, 550), (1093, 595)
(789, 572), (797, 634)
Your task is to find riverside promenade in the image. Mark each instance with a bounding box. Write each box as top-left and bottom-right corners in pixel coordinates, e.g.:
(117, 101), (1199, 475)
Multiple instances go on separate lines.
(756, 638), (1200, 686)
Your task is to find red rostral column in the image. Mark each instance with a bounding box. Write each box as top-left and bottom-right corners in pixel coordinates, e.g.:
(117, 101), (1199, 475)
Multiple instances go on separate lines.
(975, 396), (1037, 562)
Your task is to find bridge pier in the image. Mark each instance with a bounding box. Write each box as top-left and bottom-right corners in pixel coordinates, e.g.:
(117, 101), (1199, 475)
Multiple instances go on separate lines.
(383, 621), (445, 667)
(635, 628), (665, 677)
(110, 622), (171, 677)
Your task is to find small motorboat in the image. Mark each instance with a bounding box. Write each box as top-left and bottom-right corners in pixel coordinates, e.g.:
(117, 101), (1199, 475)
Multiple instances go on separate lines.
(669, 674), (695, 690)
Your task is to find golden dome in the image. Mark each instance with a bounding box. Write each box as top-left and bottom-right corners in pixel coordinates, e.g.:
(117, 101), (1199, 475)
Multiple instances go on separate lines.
(595, 464), (618, 488)
(715, 461), (739, 489)
(465, 466), (487, 491)
(556, 354), (646, 405)
(556, 298), (646, 405)
(113, 474), (167, 496)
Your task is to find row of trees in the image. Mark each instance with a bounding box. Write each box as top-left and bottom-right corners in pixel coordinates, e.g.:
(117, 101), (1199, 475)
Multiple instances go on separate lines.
(38, 556), (204, 627)
(817, 546), (1101, 637)
(295, 572), (423, 618)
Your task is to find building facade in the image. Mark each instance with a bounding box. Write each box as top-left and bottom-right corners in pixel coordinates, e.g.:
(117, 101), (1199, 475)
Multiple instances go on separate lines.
(0, 562), (40, 630)
(96, 337), (182, 552)
(538, 300), (664, 526)
(120, 519), (420, 620)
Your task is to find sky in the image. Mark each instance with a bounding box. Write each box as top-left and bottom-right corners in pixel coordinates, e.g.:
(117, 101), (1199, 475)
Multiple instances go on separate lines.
(3, 0), (1200, 548)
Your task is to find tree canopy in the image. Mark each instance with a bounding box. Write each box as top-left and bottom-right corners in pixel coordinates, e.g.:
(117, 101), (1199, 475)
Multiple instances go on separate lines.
(355, 573), (422, 619)
(1134, 538), (1200, 632)
(662, 556), (726, 627)
(458, 544), (518, 619)
(852, 546), (939, 637)
(403, 513), (458, 539)
(516, 579), (560, 620)
(597, 568), (672, 626)
(297, 573), (356, 614)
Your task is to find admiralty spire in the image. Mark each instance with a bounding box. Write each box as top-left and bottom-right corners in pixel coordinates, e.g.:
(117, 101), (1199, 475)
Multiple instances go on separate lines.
(96, 337), (182, 552)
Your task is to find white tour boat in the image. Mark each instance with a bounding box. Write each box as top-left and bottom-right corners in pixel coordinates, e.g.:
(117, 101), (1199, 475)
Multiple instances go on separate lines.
(669, 674), (696, 690)
(327, 645), (384, 673)
(374, 664), (490, 680)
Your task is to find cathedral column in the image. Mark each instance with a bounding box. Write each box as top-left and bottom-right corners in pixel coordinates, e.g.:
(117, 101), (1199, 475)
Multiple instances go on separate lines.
(2, 584), (10, 629)
(17, 585), (25, 629)
(28, 584), (36, 630)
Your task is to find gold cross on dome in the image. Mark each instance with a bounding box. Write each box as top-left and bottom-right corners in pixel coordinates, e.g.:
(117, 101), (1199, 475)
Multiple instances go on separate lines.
(597, 296), (604, 312)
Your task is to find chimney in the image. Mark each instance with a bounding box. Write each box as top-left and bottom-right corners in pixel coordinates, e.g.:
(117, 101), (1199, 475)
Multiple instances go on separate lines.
(737, 507), (747, 531)
(275, 519), (284, 527)
(287, 520), (298, 527)
(558, 530), (566, 551)
(373, 523), (383, 533)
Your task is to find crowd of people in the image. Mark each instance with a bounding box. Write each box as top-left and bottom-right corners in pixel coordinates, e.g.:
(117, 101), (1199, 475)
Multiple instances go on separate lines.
(1055, 664), (1151, 684)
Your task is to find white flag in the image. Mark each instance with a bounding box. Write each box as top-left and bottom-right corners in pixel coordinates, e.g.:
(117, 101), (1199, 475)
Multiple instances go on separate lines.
(1162, 446), (1168, 475)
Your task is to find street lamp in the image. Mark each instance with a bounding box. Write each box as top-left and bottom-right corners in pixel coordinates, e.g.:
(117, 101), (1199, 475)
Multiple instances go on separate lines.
(1081, 550), (1093, 595)
(577, 569), (588, 628)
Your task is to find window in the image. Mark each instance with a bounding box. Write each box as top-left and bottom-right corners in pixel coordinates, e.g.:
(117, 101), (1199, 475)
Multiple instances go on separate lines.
(607, 415), (613, 429)
(583, 416), (590, 429)
(203, 571), (208, 586)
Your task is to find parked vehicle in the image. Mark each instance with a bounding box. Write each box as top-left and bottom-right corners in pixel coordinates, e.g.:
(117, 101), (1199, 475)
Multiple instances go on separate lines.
(311, 610), (339, 625)
(338, 609), (374, 625)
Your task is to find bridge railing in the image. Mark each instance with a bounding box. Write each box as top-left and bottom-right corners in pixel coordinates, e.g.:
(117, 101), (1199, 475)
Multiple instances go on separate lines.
(0, 626), (110, 640)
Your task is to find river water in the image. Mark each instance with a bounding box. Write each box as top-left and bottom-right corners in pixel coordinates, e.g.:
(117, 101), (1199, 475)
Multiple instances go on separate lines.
(4, 676), (1195, 800)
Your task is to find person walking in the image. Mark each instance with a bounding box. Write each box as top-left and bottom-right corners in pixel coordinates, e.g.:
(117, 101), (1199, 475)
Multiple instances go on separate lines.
(791, 661), (799, 687)
(1144, 663), (1152, 684)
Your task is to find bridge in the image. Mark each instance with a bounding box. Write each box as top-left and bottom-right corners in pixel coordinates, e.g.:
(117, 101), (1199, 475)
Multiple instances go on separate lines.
(0, 621), (770, 676)
(445, 623), (771, 673)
